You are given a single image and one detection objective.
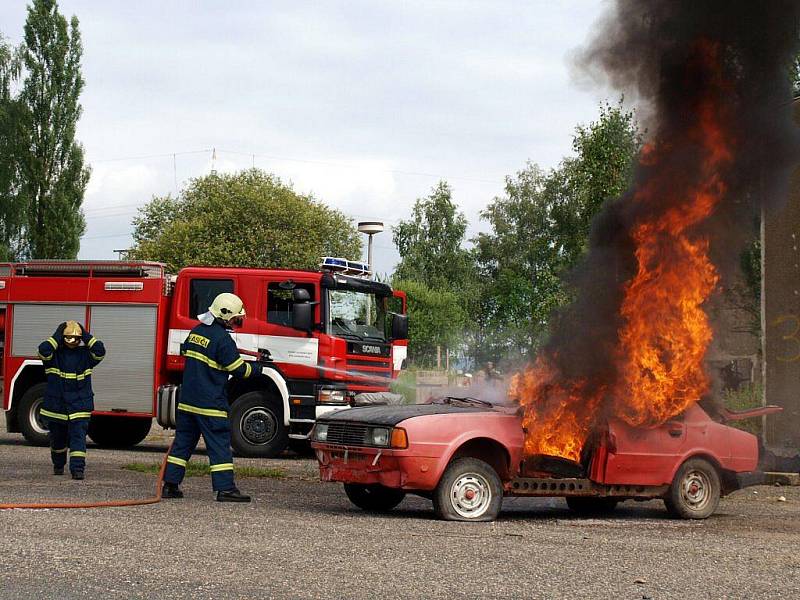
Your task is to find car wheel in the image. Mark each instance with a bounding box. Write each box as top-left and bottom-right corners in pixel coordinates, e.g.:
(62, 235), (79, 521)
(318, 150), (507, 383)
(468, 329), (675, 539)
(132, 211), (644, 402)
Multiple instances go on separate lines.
(664, 458), (721, 519)
(19, 383), (50, 446)
(566, 496), (619, 515)
(344, 484), (406, 512)
(229, 391), (288, 458)
(433, 457), (503, 522)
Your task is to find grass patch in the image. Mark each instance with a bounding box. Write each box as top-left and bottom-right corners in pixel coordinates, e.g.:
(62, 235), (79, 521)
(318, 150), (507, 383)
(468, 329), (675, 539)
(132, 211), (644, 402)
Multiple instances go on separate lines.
(121, 461), (286, 479)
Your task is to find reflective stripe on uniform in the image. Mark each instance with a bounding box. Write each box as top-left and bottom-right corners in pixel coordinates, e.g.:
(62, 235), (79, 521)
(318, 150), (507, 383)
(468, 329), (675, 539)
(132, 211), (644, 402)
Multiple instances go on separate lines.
(68, 411), (92, 420)
(70, 451), (87, 458)
(87, 337), (98, 348)
(47, 337), (58, 349)
(183, 349), (245, 373)
(177, 402), (228, 418)
(51, 447), (68, 454)
(243, 362), (252, 378)
(37, 352), (53, 361)
(90, 352), (104, 361)
(183, 350), (225, 371)
(45, 367), (93, 380)
(167, 456), (187, 468)
(209, 463), (234, 472)
(40, 409), (68, 421)
(224, 357), (244, 372)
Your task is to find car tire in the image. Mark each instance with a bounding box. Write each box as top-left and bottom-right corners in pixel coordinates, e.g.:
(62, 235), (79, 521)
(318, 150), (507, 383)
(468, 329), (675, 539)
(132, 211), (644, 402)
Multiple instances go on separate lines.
(229, 391), (288, 458)
(433, 457), (503, 522)
(344, 484), (406, 512)
(565, 496), (619, 515)
(88, 416), (152, 448)
(664, 457), (721, 519)
(19, 383), (50, 446)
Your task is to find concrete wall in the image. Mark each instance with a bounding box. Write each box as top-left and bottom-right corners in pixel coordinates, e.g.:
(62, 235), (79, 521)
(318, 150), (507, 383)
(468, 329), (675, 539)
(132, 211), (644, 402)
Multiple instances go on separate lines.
(762, 99), (800, 450)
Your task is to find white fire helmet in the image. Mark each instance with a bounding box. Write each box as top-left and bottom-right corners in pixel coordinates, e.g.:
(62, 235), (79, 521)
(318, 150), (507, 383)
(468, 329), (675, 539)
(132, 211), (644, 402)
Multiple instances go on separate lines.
(208, 292), (246, 323)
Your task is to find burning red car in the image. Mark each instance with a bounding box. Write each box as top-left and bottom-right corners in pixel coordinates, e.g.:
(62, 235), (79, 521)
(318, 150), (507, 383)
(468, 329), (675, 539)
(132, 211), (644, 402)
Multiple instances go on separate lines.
(311, 398), (779, 522)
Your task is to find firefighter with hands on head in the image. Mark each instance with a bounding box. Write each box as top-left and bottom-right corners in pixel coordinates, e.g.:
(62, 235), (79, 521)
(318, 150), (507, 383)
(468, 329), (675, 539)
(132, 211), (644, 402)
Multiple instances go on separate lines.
(163, 292), (262, 502)
(37, 320), (106, 480)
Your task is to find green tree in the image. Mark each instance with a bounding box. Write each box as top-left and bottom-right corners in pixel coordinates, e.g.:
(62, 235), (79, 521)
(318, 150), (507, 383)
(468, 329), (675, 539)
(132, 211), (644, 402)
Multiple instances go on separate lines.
(393, 278), (466, 367)
(792, 54), (800, 98)
(475, 102), (641, 360)
(0, 36), (23, 261)
(391, 181), (479, 365)
(393, 181), (476, 295)
(130, 169), (362, 272)
(17, 0), (89, 259)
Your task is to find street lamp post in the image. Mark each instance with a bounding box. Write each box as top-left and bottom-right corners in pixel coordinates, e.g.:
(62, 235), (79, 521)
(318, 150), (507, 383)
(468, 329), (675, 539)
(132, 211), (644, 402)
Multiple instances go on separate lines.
(357, 221), (384, 279)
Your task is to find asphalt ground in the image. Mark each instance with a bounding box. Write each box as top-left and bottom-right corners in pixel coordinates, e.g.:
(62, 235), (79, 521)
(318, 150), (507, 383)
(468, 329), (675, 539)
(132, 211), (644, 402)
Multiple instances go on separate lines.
(0, 425), (798, 600)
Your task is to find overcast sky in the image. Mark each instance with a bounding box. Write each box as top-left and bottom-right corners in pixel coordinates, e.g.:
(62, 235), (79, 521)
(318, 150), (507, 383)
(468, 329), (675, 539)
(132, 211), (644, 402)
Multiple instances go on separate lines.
(0, 1), (612, 274)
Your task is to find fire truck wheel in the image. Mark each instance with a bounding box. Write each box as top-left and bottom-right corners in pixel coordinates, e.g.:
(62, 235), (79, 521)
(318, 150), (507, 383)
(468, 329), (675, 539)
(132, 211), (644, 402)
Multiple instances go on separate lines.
(433, 457), (503, 522)
(664, 458), (721, 519)
(88, 416), (152, 448)
(19, 383), (50, 446)
(229, 391), (288, 458)
(565, 496), (619, 515)
(344, 484), (406, 512)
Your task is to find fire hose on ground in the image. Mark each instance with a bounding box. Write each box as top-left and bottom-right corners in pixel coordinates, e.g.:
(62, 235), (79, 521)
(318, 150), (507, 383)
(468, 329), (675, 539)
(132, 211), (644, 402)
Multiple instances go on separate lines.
(0, 442), (172, 510)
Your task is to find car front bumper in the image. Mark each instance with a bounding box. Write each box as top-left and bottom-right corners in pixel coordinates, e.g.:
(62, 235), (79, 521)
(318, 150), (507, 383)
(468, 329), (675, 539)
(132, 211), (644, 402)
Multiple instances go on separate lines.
(312, 443), (441, 490)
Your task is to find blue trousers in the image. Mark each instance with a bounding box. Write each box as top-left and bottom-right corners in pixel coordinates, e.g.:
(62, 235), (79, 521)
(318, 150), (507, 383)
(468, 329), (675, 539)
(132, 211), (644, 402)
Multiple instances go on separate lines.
(48, 418), (89, 473)
(164, 409), (236, 492)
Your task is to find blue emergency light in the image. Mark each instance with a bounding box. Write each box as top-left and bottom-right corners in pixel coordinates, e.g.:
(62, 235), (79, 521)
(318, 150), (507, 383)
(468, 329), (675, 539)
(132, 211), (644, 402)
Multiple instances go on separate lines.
(320, 257), (371, 277)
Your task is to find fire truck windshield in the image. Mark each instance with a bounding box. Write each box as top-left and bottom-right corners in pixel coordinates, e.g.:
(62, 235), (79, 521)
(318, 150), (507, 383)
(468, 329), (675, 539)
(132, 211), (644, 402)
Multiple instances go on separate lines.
(327, 289), (388, 342)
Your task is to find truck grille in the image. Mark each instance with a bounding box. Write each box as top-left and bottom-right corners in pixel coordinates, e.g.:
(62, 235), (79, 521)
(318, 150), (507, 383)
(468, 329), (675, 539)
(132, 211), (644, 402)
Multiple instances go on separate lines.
(326, 422), (370, 446)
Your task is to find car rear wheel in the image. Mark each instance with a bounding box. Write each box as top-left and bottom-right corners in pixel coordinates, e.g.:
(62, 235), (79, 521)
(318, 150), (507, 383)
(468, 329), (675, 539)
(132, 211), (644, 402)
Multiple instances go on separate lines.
(433, 457), (503, 522)
(565, 496), (619, 515)
(664, 458), (721, 519)
(19, 383), (50, 446)
(344, 484), (406, 512)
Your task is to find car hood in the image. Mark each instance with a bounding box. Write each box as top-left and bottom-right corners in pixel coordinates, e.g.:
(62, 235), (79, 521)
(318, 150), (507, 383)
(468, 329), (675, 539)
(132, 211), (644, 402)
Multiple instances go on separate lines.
(320, 404), (494, 427)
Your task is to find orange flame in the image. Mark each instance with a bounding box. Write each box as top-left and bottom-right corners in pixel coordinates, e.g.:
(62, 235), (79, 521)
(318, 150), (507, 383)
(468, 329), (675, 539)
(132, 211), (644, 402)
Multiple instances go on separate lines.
(512, 40), (734, 460)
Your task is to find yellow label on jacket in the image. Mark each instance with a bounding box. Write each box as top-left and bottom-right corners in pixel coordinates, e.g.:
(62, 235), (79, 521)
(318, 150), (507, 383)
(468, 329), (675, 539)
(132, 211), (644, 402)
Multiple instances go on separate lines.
(187, 333), (210, 348)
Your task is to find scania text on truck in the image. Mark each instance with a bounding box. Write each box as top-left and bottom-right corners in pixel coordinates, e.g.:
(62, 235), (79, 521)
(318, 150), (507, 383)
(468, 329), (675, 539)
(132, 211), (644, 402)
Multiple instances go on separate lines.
(0, 259), (408, 457)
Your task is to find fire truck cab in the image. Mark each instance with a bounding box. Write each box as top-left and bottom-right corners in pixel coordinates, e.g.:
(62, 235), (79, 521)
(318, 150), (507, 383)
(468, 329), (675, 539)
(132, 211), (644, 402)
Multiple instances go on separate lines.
(1, 259), (408, 458)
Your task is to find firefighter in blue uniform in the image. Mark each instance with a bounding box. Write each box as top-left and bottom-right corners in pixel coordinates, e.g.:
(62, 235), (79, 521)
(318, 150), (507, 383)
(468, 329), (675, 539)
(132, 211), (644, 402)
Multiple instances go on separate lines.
(163, 292), (261, 502)
(37, 321), (106, 480)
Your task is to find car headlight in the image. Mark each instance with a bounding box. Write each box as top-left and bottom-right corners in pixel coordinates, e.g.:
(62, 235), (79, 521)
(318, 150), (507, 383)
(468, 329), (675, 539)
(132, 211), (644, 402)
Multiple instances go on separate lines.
(370, 427), (390, 447)
(313, 423), (329, 442)
(318, 388), (346, 404)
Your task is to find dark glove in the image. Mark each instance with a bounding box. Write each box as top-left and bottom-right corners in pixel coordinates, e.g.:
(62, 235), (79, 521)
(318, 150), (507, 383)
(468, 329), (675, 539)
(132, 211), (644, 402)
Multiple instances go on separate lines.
(53, 322), (67, 343)
(79, 324), (92, 343)
(249, 362), (263, 377)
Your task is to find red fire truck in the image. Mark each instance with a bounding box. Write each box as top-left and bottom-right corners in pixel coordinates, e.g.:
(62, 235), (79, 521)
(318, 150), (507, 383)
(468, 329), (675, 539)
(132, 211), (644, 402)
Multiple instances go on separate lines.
(0, 259), (408, 457)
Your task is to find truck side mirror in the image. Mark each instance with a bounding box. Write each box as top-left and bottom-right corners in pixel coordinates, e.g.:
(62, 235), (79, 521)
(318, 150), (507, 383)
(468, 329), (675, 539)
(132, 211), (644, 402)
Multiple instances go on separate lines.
(292, 302), (313, 332)
(292, 288), (310, 302)
(391, 312), (408, 340)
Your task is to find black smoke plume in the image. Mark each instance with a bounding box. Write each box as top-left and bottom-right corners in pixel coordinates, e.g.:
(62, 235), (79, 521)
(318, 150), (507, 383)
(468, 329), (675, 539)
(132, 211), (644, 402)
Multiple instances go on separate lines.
(541, 1), (800, 404)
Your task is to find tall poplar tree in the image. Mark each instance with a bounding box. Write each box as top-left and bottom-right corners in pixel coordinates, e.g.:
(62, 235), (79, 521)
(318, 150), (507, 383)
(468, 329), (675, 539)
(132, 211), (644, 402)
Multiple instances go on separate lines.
(0, 36), (23, 261)
(18, 0), (89, 259)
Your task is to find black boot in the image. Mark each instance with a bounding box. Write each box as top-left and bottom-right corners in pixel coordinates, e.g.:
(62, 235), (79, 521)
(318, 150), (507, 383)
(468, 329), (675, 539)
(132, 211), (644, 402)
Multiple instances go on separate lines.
(162, 482), (184, 499)
(216, 488), (251, 503)
(71, 470), (84, 480)
(53, 466), (64, 476)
